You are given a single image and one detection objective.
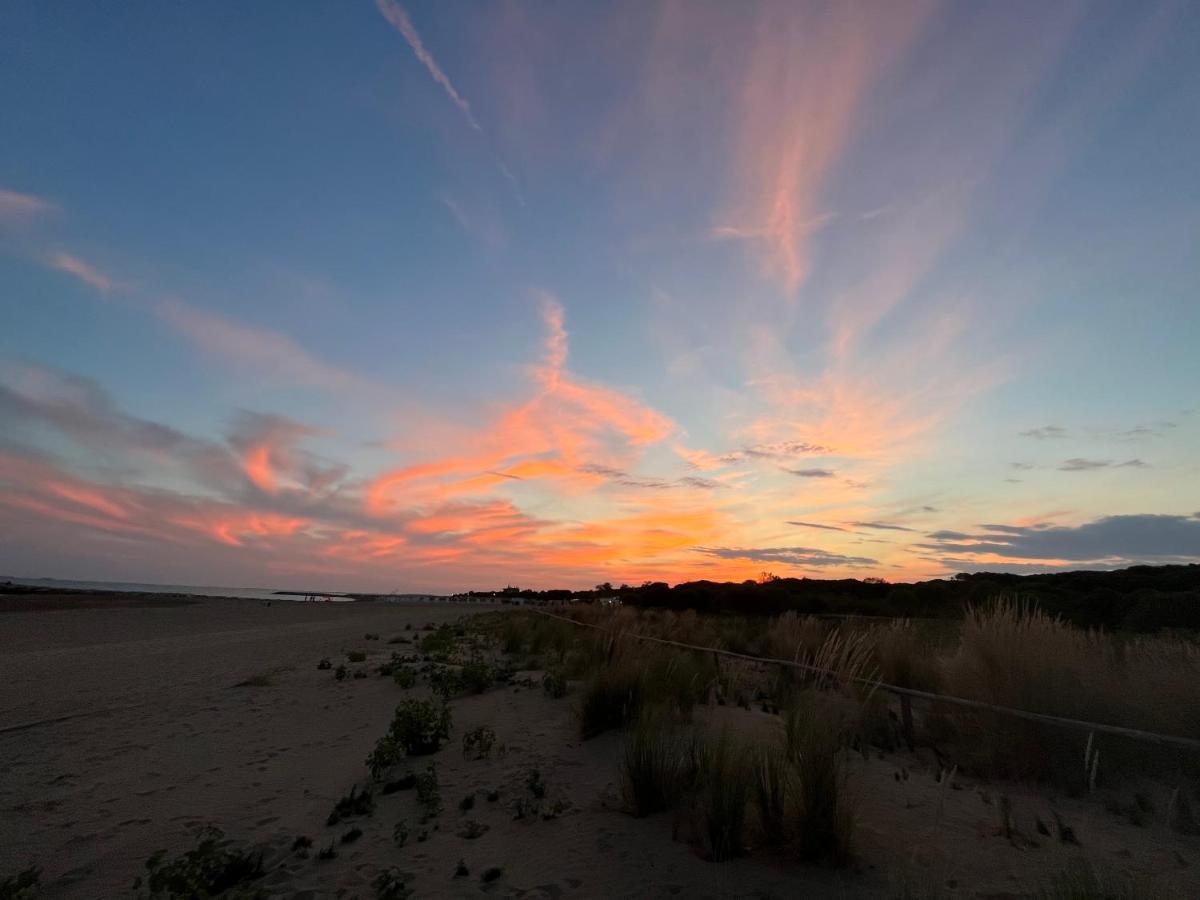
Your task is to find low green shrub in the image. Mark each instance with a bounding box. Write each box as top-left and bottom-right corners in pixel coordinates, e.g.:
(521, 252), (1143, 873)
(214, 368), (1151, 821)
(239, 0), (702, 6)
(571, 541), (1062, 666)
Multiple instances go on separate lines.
(415, 763), (441, 819)
(327, 784), (374, 826)
(456, 819), (489, 840)
(317, 658), (332, 670)
(462, 726), (496, 759)
(0, 867), (40, 900)
(387, 699), (452, 755)
(347, 650), (367, 663)
(542, 670), (568, 698)
(132, 827), (265, 899)
(372, 868), (413, 900)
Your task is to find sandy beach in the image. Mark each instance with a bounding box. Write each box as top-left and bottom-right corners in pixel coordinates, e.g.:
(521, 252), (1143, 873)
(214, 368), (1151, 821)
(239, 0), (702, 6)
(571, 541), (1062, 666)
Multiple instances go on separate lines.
(2, 595), (1197, 899)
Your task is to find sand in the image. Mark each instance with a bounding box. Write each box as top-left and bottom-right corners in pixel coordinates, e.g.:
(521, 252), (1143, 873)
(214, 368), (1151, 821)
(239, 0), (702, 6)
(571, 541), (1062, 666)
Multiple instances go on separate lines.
(1, 596), (1197, 898)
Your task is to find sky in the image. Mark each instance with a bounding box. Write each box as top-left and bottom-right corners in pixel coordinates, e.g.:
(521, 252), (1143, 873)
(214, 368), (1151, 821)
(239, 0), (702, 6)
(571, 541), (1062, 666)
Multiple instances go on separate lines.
(1, 0), (1199, 593)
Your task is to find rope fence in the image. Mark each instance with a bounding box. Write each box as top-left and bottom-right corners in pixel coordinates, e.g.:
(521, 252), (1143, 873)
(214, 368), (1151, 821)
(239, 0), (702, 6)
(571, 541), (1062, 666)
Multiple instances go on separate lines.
(528, 607), (1200, 752)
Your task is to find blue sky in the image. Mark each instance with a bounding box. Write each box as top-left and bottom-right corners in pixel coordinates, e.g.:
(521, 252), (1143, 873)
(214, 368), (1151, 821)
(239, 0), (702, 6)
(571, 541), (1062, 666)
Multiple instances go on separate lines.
(1, 1), (1198, 591)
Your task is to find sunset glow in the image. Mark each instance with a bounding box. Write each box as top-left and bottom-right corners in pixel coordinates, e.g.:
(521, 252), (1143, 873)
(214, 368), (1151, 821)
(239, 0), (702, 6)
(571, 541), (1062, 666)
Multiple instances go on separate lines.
(1, 1), (1198, 591)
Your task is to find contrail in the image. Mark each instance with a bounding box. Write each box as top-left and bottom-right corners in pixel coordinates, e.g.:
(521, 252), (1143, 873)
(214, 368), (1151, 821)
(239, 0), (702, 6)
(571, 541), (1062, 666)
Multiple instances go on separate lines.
(375, 0), (482, 132)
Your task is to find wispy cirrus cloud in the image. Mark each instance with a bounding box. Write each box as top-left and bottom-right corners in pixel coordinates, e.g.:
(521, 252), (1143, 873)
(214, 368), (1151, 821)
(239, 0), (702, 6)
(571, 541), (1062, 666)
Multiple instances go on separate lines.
(49, 252), (117, 294)
(788, 521), (850, 533)
(1058, 457), (1147, 472)
(1020, 424), (1068, 439)
(154, 297), (377, 396)
(375, 0), (481, 132)
(0, 187), (57, 222)
(696, 545), (877, 568)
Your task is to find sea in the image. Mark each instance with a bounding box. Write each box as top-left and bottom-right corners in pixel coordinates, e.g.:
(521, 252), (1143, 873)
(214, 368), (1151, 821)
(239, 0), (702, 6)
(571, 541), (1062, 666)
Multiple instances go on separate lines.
(0, 576), (352, 602)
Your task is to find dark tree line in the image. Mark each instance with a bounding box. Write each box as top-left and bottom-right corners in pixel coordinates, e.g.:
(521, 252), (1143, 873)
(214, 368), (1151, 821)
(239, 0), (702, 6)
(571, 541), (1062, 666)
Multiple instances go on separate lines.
(470, 564), (1200, 632)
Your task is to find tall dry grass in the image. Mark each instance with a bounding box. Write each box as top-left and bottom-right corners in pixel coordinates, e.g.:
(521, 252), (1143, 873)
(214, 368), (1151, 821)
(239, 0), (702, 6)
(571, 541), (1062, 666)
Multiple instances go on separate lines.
(785, 692), (857, 864)
(938, 599), (1200, 782)
(621, 707), (697, 817)
(694, 728), (753, 861)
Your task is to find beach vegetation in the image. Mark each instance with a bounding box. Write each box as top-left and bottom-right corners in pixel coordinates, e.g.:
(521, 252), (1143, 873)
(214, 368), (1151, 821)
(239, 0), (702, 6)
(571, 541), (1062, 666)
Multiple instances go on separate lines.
(346, 650), (367, 663)
(0, 867), (40, 900)
(456, 819), (488, 839)
(461, 725), (496, 759)
(386, 699), (452, 756)
(693, 728), (753, 862)
(415, 763), (441, 819)
(621, 707), (696, 817)
(372, 867), (414, 900)
(132, 826), (265, 899)
(327, 784), (374, 826)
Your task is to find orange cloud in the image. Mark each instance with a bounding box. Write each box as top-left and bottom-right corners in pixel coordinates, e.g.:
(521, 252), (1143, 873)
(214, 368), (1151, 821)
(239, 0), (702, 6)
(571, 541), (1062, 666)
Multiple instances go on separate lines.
(242, 445), (277, 493)
(368, 298), (674, 514)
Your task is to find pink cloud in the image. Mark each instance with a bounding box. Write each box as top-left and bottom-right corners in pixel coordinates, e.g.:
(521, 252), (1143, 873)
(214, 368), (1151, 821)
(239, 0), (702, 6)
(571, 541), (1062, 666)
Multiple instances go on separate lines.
(0, 187), (56, 221)
(50, 252), (117, 294)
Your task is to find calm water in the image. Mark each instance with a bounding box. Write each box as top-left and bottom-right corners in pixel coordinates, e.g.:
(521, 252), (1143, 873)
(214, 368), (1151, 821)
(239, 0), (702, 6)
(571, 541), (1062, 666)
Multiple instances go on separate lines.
(0, 576), (348, 602)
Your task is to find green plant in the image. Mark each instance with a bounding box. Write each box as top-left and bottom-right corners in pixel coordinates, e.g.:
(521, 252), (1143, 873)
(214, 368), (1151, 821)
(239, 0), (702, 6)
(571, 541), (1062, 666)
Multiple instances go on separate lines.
(393, 666), (417, 689)
(420, 625), (456, 658)
(456, 819), (489, 839)
(415, 763), (441, 818)
(428, 667), (461, 698)
(353, 667), (368, 680)
(372, 867), (414, 900)
(458, 658), (495, 694)
(525, 769), (546, 799)
(392, 820), (409, 847)
(0, 867), (40, 900)
(290, 835), (311, 852)
(340, 827), (362, 844)
(621, 708), (696, 817)
(461, 725), (496, 759)
(1033, 859), (1172, 899)
(481, 866), (503, 883)
(387, 699), (452, 755)
(365, 633), (381, 641)
(381, 772), (416, 795)
(334, 664), (348, 681)
(347, 650), (367, 663)
(542, 670), (568, 698)
(317, 658), (332, 670)
(132, 827), (265, 899)
(695, 729), (752, 861)
(459, 794), (475, 812)
(327, 784), (374, 826)
(316, 844), (336, 861)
